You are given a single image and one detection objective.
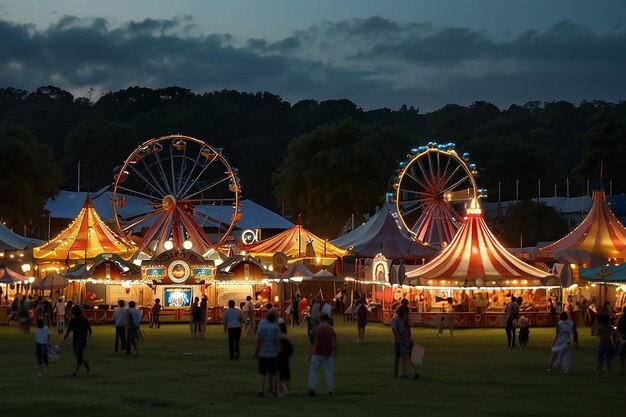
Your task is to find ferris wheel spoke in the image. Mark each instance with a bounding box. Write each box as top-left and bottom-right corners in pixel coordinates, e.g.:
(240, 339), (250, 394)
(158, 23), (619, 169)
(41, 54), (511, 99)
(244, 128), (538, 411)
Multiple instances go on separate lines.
(443, 176), (472, 197)
(398, 188), (436, 198)
(403, 172), (435, 195)
(168, 142), (178, 194)
(136, 212), (172, 253)
(127, 164), (168, 198)
(180, 197), (237, 205)
(119, 208), (165, 232)
(439, 164), (464, 191)
(177, 153), (220, 200)
(190, 207), (228, 229)
(115, 184), (162, 202)
(401, 200), (430, 218)
(415, 157), (437, 191)
(152, 152), (173, 195)
(182, 175), (231, 201)
(399, 196), (438, 205)
(176, 150), (200, 195)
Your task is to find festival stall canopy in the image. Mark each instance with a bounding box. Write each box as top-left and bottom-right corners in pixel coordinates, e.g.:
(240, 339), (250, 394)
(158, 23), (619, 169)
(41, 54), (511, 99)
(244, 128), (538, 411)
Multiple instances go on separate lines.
(241, 217), (346, 260)
(33, 273), (68, 290)
(579, 263), (626, 283)
(539, 191), (626, 262)
(331, 206), (436, 259)
(33, 196), (137, 262)
(0, 266), (27, 284)
(0, 223), (43, 251)
(406, 201), (555, 287)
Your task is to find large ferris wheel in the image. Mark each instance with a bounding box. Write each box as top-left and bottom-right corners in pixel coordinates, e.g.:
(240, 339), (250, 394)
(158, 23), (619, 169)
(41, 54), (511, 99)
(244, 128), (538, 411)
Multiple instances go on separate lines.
(388, 142), (484, 245)
(111, 134), (241, 257)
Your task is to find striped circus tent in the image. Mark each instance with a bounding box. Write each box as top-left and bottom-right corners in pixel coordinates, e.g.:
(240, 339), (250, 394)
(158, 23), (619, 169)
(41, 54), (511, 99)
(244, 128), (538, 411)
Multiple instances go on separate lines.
(241, 216), (345, 260)
(406, 201), (554, 287)
(33, 196), (137, 262)
(539, 190), (626, 262)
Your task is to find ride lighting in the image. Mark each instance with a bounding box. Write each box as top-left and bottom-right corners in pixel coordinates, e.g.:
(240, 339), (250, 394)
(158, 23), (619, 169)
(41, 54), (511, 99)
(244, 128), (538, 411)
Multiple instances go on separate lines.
(183, 240), (193, 250)
(21, 263), (31, 273)
(163, 240), (174, 251)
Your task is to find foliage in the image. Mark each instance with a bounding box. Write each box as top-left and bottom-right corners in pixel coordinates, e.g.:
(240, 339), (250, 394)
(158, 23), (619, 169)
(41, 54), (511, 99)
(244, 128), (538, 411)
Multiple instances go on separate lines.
(491, 200), (569, 247)
(273, 119), (414, 236)
(0, 125), (61, 228)
(1, 84), (626, 237)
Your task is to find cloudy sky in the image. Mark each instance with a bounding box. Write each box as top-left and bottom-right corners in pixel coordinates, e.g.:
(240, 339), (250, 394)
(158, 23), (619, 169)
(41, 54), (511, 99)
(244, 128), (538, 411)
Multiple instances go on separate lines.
(0, 0), (624, 111)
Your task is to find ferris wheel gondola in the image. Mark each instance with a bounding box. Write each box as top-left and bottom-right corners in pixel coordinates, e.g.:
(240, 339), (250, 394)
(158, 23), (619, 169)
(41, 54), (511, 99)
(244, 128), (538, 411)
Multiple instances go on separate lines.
(111, 134), (241, 257)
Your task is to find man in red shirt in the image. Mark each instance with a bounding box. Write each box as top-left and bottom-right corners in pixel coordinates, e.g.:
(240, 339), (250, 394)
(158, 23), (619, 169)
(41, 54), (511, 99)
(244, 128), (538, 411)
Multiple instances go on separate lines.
(307, 313), (337, 396)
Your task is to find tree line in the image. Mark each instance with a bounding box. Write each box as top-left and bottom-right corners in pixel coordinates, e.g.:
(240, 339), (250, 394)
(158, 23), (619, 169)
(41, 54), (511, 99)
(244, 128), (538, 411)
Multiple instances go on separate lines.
(0, 85), (624, 245)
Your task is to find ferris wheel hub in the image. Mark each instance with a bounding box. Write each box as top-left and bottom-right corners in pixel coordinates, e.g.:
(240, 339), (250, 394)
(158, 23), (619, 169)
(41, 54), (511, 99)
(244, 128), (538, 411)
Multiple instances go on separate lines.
(162, 195), (177, 212)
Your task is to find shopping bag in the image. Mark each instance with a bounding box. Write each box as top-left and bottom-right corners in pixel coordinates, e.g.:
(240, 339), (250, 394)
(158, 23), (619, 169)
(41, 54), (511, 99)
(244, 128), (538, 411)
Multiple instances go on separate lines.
(410, 344), (425, 365)
(48, 345), (61, 363)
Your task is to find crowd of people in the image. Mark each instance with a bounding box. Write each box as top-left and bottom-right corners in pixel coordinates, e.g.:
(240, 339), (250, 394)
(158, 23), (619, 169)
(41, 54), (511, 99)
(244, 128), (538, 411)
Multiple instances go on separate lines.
(9, 290), (626, 392)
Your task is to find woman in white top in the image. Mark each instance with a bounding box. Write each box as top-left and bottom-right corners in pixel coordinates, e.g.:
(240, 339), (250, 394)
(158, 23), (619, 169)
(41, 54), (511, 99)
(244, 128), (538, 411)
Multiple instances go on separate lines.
(547, 312), (574, 374)
(53, 298), (66, 334)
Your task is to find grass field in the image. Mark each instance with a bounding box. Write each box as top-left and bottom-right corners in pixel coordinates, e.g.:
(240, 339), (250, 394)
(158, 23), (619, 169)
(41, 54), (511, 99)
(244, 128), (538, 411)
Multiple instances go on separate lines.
(0, 320), (622, 416)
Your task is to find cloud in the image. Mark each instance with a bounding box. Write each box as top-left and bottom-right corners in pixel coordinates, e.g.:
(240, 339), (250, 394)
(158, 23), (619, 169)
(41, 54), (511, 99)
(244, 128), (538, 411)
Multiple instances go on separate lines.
(0, 15), (623, 111)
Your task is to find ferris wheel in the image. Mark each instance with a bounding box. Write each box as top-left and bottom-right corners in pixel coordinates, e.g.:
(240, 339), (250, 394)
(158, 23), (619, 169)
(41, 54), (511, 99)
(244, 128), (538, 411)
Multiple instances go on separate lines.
(388, 142), (485, 245)
(111, 134), (241, 257)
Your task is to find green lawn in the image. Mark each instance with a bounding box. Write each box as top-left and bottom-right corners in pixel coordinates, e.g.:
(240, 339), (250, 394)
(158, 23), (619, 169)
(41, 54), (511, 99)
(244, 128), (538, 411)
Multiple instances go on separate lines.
(0, 320), (622, 416)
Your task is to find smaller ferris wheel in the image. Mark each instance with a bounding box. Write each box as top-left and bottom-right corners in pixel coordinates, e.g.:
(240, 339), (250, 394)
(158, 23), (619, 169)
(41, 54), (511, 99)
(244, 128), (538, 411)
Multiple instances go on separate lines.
(387, 142), (486, 245)
(111, 134), (241, 257)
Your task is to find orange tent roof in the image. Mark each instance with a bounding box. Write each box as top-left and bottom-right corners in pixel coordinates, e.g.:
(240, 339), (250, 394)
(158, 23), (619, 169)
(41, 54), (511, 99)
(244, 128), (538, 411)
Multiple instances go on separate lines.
(33, 196), (137, 261)
(406, 204), (553, 286)
(241, 218), (345, 259)
(539, 191), (626, 260)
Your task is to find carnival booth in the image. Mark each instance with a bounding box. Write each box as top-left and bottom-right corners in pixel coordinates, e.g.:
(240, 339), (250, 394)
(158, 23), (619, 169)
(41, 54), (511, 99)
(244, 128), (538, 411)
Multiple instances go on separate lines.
(399, 200), (560, 327)
(580, 263), (626, 324)
(214, 254), (278, 320)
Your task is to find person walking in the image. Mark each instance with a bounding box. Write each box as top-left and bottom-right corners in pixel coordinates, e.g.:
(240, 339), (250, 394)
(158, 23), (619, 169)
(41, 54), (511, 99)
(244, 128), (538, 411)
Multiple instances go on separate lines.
(547, 312), (574, 374)
(244, 295), (256, 337)
(126, 301), (142, 355)
(53, 297), (66, 334)
(504, 295), (519, 348)
(594, 314), (617, 377)
(277, 321), (294, 396)
(616, 307), (626, 376)
(391, 307), (419, 379)
(63, 305), (92, 377)
(223, 299), (242, 359)
(307, 313), (337, 396)
(252, 308), (281, 397)
(190, 297), (201, 338)
(19, 295), (31, 335)
(112, 300), (127, 353)
(150, 298), (162, 329)
(200, 296), (208, 338)
(34, 318), (51, 378)
(355, 297), (368, 344)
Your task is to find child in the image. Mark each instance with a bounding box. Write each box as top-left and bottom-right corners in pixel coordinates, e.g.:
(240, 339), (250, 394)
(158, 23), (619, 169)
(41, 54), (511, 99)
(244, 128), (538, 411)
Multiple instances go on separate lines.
(277, 322), (293, 396)
(518, 315), (529, 350)
(35, 318), (51, 378)
(437, 315), (445, 337)
(150, 298), (162, 329)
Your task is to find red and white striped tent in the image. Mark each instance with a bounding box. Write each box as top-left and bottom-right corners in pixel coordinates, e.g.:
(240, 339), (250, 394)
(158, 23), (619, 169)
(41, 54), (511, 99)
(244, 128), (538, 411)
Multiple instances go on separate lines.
(406, 202), (554, 287)
(539, 190), (626, 262)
